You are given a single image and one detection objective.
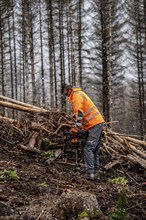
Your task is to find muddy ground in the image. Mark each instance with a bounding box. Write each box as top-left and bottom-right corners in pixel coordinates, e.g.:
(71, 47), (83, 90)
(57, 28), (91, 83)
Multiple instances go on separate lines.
(0, 113), (146, 220)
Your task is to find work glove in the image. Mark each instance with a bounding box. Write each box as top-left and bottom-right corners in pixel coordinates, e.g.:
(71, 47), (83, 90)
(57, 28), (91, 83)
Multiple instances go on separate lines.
(70, 127), (88, 137)
(78, 129), (88, 136)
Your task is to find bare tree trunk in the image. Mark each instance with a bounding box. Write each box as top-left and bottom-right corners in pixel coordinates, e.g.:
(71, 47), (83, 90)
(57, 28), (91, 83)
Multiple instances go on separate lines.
(143, 0), (146, 132)
(22, 48), (25, 102)
(53, 36), (58, 108)
(30, 10), (36, 105)
(139, 32), (145, 137)
(12, 8), (18, 101)
(100, 1), (108, 123)
(78, 0), (82, 87)
(100, 0), (113, 127)
(66, 0), (71, 83)
(69, 3), (76, 85)
(59, 0), (65, 109)
(135, 0), (145, 137)
(48, 0), (54, 108)
(24, 2), (29, 103)
(0, 10), (6, 115)
(136, 32), (144, 137)
(19, 42), (23, 102)
(61, 3), (65, 85)
(22, 3), (26, 102)
(39, 0), (45, 106)
(8, 10), (15, 118)
(51, 2), (58, 108)
(8, 14), (14, 100)
(107, 0), (113, 127)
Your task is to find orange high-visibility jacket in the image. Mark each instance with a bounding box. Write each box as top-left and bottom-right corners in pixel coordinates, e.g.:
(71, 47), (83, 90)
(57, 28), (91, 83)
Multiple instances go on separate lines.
(68, 87), (104, 130)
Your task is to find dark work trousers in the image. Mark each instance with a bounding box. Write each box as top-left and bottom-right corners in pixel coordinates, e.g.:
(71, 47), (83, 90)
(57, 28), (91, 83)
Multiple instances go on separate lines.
(84, 123), (104, 174)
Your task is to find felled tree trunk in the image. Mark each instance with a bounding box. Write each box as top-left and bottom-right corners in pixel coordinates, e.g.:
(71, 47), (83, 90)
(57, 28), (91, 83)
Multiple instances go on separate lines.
(0, 95), (41, 110)
(0, 101), (47, 113)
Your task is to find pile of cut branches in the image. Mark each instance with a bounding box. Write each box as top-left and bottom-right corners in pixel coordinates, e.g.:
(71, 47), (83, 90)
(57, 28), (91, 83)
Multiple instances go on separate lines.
(0, 110), (146, 171)
(0, 96), (145, 170)
(102, 128), (146, 170)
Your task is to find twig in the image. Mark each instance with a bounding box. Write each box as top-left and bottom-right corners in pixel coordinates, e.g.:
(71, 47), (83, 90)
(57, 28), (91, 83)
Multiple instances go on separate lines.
(119, 162), (138, 184)
(36, 208), (45, 220)
(55, 123), (72, 134)
(0, 136), (15, 145)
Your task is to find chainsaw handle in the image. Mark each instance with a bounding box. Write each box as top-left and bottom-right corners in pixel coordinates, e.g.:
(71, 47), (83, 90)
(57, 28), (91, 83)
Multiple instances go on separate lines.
(79, 129), (88, 136)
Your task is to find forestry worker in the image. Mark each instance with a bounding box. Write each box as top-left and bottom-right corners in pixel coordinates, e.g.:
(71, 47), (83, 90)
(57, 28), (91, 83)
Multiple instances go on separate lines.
(62, 84), (104, 180)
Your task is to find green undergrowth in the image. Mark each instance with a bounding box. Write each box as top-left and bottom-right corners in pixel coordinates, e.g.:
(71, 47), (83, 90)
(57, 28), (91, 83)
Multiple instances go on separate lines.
(108, 177), (128, 220)
(0, 169), (20, 181)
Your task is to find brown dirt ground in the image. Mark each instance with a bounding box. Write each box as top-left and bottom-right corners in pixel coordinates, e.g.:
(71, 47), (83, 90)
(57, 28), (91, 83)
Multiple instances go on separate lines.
(0, 139), (146, 220)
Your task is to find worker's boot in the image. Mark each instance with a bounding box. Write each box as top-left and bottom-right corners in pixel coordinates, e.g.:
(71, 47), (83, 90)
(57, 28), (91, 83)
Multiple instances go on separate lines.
(85, 173), (94, 180)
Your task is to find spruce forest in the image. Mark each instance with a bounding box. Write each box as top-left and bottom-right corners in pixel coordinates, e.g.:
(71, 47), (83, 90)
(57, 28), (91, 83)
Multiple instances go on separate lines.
(0, 0), (146, 220)
(0, 0), (145, 136)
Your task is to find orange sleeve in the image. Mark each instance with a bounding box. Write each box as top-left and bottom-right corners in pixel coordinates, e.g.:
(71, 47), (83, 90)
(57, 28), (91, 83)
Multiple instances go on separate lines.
(72, 93), (83, 118)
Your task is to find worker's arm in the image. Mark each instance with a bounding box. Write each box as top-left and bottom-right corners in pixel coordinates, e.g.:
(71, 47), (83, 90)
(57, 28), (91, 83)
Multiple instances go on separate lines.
(72, 93), (83, 130)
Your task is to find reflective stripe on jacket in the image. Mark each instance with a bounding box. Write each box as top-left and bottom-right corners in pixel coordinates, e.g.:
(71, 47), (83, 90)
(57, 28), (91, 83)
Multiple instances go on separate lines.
(68, 87), (104, 130)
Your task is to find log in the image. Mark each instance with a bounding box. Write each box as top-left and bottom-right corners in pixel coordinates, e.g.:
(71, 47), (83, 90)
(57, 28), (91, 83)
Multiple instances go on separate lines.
(104, 160), (120, 170)
(111, 134), (124, 144)
(127, 153), (146, 169)
(125, 136), (146, 147)
(109, 129), (146, 147)
(128, 143), (146, 160)
(0, 95), (44, 111)
(0, 101), (47, 113)
(107, 135), (125, 152)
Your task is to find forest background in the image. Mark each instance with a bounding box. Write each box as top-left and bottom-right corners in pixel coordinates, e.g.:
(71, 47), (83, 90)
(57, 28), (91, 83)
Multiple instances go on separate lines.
(0, 0), (145, 138)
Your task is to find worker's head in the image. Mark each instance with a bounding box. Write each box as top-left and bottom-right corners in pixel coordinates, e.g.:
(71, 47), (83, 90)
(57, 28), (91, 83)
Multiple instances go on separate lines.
(62, 84), (73, 97)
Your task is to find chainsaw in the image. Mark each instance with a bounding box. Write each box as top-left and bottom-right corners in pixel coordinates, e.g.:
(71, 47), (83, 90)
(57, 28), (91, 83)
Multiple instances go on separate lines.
(64, 128), (87, 168)
(65, 127), (88, 146)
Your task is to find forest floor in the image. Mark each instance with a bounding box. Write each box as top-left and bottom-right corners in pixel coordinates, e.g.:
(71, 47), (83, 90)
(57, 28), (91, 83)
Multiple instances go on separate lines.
(0, 113), (146, 220)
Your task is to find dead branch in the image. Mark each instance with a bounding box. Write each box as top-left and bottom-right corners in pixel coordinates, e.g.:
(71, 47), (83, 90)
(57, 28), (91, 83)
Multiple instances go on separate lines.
(28, 132), (39, 148)
(19, 144), (42, 154)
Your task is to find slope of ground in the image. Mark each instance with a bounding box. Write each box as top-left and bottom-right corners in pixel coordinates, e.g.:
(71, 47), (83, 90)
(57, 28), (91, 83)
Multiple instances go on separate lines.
(0, 113), (146, 220)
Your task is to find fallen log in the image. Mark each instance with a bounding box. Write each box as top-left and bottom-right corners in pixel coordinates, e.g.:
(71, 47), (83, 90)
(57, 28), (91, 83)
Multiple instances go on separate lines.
(109, 129), (146, 147)
(128, 143), (146, 160)
(125, 136), (146, 147)
(127, 153), (146, 169)
(0, 101), (47, 113)
(0, 95), (45, 111)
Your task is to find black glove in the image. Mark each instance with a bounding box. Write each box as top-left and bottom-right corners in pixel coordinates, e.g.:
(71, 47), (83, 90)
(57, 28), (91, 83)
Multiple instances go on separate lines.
(79, 129), (88, 136)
